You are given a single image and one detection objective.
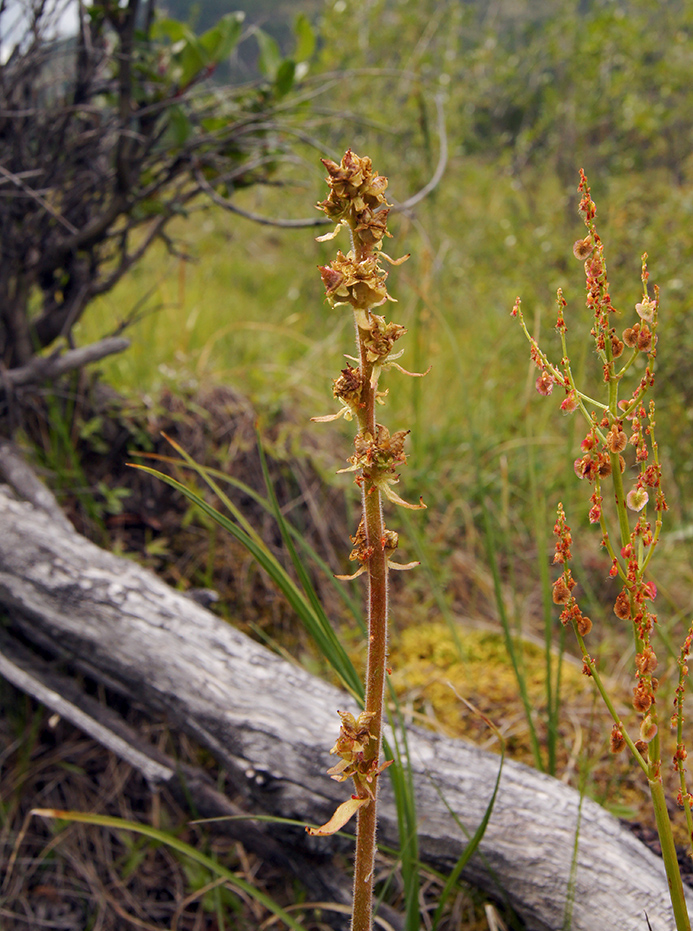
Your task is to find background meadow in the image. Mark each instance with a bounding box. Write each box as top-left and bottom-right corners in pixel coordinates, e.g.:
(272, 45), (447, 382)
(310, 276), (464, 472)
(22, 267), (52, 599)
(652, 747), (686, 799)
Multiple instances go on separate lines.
(71, 0), (693, 782)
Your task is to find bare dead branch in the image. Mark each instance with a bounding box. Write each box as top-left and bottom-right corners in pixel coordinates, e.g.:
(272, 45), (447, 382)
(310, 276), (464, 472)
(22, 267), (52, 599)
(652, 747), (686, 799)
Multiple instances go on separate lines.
(2, 337), (130, 390)
(0, 163), (78, 233)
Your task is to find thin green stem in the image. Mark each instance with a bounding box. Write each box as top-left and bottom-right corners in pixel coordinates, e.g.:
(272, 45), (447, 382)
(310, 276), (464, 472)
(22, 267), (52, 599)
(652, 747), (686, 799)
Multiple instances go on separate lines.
(609, 451), (632, 552)
(574, 629), (649, 777)
(649, 778), (692, 931)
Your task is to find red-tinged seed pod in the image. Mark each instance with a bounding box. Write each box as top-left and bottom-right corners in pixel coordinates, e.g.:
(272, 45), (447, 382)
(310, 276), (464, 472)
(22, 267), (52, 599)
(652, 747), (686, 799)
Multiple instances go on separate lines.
(610, 725), (626, 753)
(576, 614), (592, 637)
(635, 647), (657, 675)
(573, 237), (593, 260)
(623, 326), (638, 348)
(552, 577), (571, 605)
(597, 453), (612, 477)
(637, 324), (653, 352)
(611, 335), (624, 358)
(614, 590), (631, 620)
(633, 681), (653, 713)
(606, 427), (628, 453)
(640, 715), (658, 743)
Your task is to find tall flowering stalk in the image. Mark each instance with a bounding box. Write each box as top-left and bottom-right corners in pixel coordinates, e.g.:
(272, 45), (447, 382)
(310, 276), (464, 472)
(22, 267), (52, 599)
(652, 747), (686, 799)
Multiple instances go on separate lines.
(306, 151), (425, 931)
(514, 171), (692, 931)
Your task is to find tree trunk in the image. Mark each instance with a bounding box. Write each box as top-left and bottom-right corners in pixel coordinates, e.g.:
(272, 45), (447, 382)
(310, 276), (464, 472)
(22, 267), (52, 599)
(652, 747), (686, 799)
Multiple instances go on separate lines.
(0, 484), (688, 931)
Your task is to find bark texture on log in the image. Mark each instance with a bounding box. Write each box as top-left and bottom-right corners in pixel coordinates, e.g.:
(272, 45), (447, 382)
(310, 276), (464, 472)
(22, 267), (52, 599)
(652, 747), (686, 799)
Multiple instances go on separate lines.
(0, 484), (689, 931)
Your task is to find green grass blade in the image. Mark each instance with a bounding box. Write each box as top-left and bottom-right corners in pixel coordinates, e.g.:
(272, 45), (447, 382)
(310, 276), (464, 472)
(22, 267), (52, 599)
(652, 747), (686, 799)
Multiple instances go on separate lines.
(158, 433), (263, 546)
(526, 427), (561, 776)
(428, 699), (510, 930)
(478, 485), (545, 773)
(385, 701), (420, 931)
(31, 808), (307, 931)
(129, 461), (362, 697)
(399, 508), (465, 661)
(133, 450), (365, 626)
(255, 431), (341, 636)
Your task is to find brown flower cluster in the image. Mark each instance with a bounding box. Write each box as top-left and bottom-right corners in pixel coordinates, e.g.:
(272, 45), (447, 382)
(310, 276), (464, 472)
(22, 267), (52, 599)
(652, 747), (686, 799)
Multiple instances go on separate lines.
(326, 710), (390, 793)
(317, 149), (390, 247)
(319, 250), (392, 312)
(349, 424), (410, 479)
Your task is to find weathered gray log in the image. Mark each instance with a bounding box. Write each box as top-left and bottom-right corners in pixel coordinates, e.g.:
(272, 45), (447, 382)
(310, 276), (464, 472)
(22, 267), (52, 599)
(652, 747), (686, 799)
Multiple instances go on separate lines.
(0, 483), (689, 931)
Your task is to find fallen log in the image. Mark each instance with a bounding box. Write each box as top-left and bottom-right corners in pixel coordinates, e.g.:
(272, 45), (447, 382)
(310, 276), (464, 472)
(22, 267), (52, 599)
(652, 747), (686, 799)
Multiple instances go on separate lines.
(0, 483), (689, 931)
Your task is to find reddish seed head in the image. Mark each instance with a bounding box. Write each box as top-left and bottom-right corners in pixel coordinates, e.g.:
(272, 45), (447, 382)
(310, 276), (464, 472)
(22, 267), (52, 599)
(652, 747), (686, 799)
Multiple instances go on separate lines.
(597, 453), (612, 478)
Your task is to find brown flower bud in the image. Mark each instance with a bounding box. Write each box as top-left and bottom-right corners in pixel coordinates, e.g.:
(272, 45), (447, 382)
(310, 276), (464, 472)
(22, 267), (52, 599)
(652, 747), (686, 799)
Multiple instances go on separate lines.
(333, 365), (363, 404)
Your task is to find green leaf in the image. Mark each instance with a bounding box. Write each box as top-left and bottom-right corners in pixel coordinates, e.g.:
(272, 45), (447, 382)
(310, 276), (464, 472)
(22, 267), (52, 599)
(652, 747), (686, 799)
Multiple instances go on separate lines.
(294, 13), (316, 63)
(274, 59), (296, 98)
(255, 28), (282, 81)
(167, 104), (193, 146)
(178, 37), (207, 87)
(151, 18), (191, 44)
(198, 12), (244, 65)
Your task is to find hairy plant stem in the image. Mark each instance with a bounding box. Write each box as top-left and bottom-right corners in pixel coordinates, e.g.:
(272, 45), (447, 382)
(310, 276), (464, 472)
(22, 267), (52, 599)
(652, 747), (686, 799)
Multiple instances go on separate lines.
(351, 464), (388, 931)
(351, 247), (389, 931)
(314, 153), (416, 931)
